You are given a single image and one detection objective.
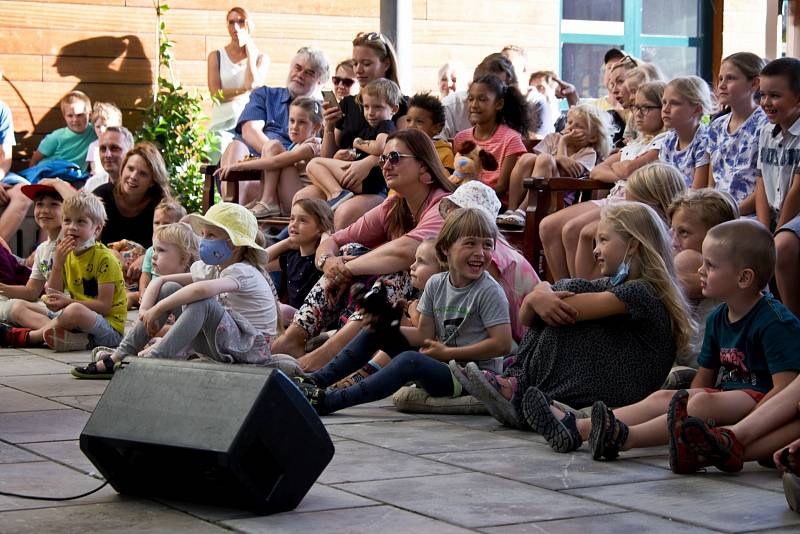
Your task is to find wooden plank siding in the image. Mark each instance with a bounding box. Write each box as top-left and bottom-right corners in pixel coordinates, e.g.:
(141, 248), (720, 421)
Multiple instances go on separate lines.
(0, 0), (560, 160)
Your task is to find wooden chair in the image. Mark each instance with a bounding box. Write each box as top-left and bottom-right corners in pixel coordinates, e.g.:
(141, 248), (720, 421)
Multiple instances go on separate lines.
(200, 163), (263, 212)
(510, 177), (612, 281)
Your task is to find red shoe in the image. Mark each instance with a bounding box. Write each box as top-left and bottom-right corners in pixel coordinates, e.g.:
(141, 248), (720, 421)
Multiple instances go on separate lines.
(681, 416), (744, 473)
(0, 323), (33, 348)
(667, 390), (709, 474)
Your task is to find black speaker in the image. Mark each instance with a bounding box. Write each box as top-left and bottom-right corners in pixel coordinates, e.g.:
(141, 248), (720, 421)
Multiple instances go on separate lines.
(79, 358), (334, 514)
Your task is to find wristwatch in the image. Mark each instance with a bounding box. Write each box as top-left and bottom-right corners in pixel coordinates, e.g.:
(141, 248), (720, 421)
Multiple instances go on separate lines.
(317, 253), (332, 270)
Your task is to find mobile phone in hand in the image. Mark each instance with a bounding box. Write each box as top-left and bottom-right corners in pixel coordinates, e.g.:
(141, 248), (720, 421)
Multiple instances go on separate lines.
(321, 90), (338, 108)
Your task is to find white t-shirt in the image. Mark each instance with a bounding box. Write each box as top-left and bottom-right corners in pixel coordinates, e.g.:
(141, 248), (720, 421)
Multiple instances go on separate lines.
(84, 140), (109, 185)
(190, 261), (278, 337)
(757, 116), (800, 214)
(30, 238), (58, 281)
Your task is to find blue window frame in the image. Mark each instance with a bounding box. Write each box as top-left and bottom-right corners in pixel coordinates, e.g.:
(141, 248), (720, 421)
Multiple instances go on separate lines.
(559, 0), (713, 98)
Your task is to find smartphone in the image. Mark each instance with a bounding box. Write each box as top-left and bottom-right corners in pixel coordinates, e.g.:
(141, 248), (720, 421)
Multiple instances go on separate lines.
(321, 90), (338, 108)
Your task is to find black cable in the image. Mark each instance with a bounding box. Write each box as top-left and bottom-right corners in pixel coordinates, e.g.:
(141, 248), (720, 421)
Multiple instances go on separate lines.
(0, 480), (109, 501)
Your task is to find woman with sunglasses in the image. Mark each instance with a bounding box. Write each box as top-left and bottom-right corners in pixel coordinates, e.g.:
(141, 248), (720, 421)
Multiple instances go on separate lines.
(301, 32), (408, 230)
(332, 60), (358, 101)
(271, 129), (455, 371)
(207, 7), (269, 158)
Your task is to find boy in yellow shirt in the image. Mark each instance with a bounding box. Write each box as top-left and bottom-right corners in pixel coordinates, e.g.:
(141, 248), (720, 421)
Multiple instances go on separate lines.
(1, 191), (126, 351)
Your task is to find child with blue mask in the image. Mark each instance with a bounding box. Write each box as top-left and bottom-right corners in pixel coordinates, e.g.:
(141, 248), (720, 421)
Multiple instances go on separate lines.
(72, 202), (280, 378)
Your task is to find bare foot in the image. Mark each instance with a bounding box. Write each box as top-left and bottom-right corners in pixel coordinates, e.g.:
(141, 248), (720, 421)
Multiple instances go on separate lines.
(297, 350), (333, 372)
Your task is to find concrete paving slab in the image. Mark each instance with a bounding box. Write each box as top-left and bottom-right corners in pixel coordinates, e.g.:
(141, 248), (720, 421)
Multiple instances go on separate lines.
(23, 440), (96, 474)
(334, 472), (621, 528)
(0, 409), (90, 443)
(0, 385), (69, 412)
(329, 419), (534, 455)
(319, 439), (466, 484)
(49, 395), (102, 412)
(320, 407), (414, 425)
(566, 477), (800, 532)
(480, 511), (719, 533)
(0, 374), (108, 397)
(0, 354), (70, 376)
(0, 498), (231, 533)
(223, 504), (475, 534)
(0, 443), (41, 464)
(424, 445), (676, 490)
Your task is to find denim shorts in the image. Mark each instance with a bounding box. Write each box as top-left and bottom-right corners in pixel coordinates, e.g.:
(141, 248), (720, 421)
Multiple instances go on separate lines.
(88, 313), (124, 349)
(776, 214), (800, 239)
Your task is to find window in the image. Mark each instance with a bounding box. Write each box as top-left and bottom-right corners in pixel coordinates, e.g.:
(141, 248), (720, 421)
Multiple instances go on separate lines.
(560, 0), (712, 98)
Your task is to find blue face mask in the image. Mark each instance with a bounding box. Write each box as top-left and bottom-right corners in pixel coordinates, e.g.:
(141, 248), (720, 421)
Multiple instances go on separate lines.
(610, 243), (633, 286)
(199, 238), (233, 265)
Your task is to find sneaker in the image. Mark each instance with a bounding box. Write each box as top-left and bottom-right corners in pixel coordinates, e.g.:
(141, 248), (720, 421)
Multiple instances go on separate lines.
(588, 400), (629, 461)
(327, 191), (354, 211)
(680, 416), (744, 473)
(43, 327), (90, 352)
(296, 380), (329, 415)
(666, 390), (706, 474)
(0, 323), (33, 348)
(521, 386), (582, 453)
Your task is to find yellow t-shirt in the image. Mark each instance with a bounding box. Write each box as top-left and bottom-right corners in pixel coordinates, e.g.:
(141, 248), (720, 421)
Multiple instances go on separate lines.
(435, 138), (455, 171)
(63, 243), (127, 334)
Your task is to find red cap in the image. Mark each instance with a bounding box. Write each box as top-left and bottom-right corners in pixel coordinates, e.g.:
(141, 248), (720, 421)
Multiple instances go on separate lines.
(21, 184), (62, 201)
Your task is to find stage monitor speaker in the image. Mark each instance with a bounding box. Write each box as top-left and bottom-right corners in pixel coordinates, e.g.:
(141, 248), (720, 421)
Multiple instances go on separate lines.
(79, 358), (334, 514)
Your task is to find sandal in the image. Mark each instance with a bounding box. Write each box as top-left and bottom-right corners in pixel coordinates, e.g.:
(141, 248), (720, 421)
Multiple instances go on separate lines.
(783, 473), (800, 513)
(497, 209), (525, 229)
(70, 355), (117, 380)
(588, 400), (629, 461)
(250, 201), (281, 219)
(463, 362), (523, 428)
(680, 416), (744, 473)
(666, 389), (705, 474)
(777, 446), (800, 476)
(521, 387), (582, 453)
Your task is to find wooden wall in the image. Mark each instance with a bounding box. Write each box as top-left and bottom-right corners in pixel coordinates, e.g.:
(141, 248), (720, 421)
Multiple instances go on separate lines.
(0, 0), (559, 160)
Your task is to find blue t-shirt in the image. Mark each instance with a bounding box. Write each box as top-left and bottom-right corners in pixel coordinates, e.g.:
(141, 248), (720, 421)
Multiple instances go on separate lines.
(651, 124), (710, 187)
(707, 108), (768, 204)
(234, 86), (292, 152)
(0, 100), (14, 148)
(37, 125), (97, 171)
(698, 294), (800, 394)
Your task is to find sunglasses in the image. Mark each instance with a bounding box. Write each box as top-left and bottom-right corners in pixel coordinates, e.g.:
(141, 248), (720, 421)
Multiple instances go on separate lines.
(355, 31), (388, 52)
(332, 76), (355, 87)
(379, 151), (417, 166)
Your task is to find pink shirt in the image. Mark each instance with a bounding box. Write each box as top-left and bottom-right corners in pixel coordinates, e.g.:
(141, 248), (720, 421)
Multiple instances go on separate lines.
(492, 240), (540, 341)
(332, 188), (450, 248)
(453, 124), (527, 189)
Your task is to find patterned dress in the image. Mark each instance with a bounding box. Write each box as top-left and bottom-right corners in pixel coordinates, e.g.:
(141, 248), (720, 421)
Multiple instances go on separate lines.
(707, 108), (768, 203)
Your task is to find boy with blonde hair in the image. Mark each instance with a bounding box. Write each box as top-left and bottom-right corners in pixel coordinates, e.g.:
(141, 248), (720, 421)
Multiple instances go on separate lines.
(85, 101), (123, 187)
(1, 191), (127, 351)
(30, 91), (97, 171)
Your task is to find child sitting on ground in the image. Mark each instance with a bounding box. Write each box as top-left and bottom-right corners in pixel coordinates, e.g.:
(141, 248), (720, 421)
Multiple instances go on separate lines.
(295, 208), (512, 415)
(138, 199), (188, 302)
(1, 191), (126, 351)
(266, 198), (333, 323)
(71, 202), (278, 378)
(215, 98), (324, 219)
(404, 92), (454, 172)
(307, 79), (402, 210)
(29, 91), (97, 172)
(84, 102), (123, 190)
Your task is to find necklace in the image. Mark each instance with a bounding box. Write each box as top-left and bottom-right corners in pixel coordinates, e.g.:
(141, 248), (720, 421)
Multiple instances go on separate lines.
(411, 188), (433, 224)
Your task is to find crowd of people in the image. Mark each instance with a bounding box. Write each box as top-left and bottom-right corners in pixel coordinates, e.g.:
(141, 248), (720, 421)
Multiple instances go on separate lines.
(2, 5), (800, 513)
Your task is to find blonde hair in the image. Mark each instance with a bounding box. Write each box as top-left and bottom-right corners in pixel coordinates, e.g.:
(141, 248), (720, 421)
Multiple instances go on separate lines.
(418, 237), (447, 272)
(363, 78), (402, 107)
(352, 32), (400, 86)
(434, 207), (497, 265)
(626, 163), (687, 221)
(706, 219), (775, 289)
(60, 90), (92, 113)
(667, 189), (739, 229)
(602, 201), (696, 356)
(626, 63), (665, 85)
(153, 222), (199, 271)
(62, 190), (107, 226)
(155, 199), (187, 224)
(567, 104), (614, 160)
(90, 102), (122, 126)
(666, 76), (716, 115)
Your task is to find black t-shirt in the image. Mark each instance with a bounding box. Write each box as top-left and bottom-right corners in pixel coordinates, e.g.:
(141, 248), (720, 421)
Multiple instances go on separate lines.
(355, 120), (396, 159)
(279, 249), (322, 308)
(336, 94), (408, 150)
(93, 183), (161, 248)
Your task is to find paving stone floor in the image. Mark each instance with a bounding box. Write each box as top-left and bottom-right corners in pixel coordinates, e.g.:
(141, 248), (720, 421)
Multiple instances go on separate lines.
(1, 331), (799, 533)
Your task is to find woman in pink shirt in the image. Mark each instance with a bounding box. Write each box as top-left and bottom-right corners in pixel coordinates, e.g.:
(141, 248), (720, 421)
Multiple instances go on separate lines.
(271, 129), (456, 370)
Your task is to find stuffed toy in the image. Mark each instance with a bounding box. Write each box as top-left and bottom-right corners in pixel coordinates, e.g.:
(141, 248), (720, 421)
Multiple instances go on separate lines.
(448, 140), (498, 186)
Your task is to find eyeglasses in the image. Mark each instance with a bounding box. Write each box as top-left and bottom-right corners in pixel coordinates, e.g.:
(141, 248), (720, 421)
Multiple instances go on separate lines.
(379, 151), (417, 166)
(332, 76), (355, 87)
(632, 104), (661, 115)
(616, 55), (639, 68)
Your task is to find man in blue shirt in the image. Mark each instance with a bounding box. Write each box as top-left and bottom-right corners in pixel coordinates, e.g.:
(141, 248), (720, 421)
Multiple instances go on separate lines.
(0, 97), (34, 242)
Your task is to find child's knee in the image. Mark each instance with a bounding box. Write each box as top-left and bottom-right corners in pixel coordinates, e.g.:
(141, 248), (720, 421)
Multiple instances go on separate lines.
(539, 212), (562, 239)
(775, 232), (800, 269)
(647, 389), (675, 404)
(261, 139), (284, 155)
(686, 391), (713, 414)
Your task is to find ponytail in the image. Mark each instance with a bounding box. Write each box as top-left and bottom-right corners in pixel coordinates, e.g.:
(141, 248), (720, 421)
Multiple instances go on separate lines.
(472, 74), (530, 137)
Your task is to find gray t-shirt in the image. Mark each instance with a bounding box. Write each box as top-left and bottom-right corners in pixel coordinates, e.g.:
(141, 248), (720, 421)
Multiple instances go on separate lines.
(417, 271), (510, 371)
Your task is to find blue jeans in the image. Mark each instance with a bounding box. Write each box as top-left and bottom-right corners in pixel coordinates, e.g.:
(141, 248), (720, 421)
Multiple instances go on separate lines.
(310, 328), (454, 413)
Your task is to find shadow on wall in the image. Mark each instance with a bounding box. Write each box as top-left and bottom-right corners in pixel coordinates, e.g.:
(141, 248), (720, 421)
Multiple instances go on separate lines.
(7, 35), (153, 163)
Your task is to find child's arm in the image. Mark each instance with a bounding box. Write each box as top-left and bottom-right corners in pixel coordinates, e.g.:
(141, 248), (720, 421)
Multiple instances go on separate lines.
(691, 164), (710, 190)
(755, 175), (772, 228)
(139, 271), (152, 295)
(421, 323), (512, 362)
(139, 277), (238, 335)
(756, 371), (799, 408)
(215, 143), (314, 180)
(46, 281), (116, 315)
(607, 150), (660, 180)
(399, 312), (436, 348)
(352, 133), (389, 156)
(777, 172), (800, 227)
(29, 150), (45, 167)
(589, 152), (623, 182)
(266, 238), (295, 272)
(519, 282), (577, 326)
(139, 272), (194, 312)
(0, 277), (45, 301)
(494, 153), (521, 195)
(37, 178), (77, 200)
(689, 367), (718, 389)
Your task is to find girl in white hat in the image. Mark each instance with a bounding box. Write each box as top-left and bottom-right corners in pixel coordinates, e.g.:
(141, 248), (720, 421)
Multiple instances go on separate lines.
(72, 202), (278, 378)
